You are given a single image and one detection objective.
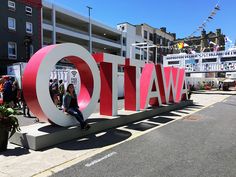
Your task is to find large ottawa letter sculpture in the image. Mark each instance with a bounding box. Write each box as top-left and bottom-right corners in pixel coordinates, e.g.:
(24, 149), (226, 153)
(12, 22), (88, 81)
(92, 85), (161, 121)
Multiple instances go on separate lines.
(22, 43), (188, 127)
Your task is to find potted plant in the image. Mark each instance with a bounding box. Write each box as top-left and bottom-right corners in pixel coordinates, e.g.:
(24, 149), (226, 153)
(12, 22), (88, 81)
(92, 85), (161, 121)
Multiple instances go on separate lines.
(0, 106), (20, 152)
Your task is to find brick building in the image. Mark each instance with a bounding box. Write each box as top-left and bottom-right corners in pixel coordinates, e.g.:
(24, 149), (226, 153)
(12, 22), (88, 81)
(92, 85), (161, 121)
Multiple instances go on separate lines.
(0, 0), (42, 74)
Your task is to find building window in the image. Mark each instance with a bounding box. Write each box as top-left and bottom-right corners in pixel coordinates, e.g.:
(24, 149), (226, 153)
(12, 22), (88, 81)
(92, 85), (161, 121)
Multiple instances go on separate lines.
(160, 38), (163, 45)
(149, 33), (153, 41)
(123, 37), (126, 46)
(122, 51), (126, 57)
(30, 45), (34, 57)
(202, 58), (217, 63)
(144, 30), (148, 39)
(8, 17), (16, 30)
(8, 42), (17, 59)
(156, 37), (160, 44)
(26, 22), (33, 34)
(162, 38), (166, 46)
(25, 6), (32, 16)
(8, 1), (15, 10)
(118, 66), (124, 72)
(168, 61), (179, 65)
(144, 51), (147, 59)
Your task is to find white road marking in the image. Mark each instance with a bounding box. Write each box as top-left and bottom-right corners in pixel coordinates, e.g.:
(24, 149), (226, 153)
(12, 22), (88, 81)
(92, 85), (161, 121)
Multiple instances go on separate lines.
(85, 152), (117, 167)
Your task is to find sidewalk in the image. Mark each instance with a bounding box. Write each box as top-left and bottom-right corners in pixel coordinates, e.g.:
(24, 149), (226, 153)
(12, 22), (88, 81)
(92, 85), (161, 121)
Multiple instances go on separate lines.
(0, 93), (233, 177)
(192, 89), (236, 95)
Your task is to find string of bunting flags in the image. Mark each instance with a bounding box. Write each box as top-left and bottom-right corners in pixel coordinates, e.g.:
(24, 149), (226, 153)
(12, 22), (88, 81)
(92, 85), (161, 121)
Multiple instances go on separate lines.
(153, 43), (225, 51)
(188, 0), (221, 38)
(170, 0), (222, 51)
(139, 0), (223, 52)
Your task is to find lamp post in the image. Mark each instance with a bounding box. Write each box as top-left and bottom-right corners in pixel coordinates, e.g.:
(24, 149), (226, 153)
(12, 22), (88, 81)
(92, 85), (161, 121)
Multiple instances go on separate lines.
(87, 6), (92, 53)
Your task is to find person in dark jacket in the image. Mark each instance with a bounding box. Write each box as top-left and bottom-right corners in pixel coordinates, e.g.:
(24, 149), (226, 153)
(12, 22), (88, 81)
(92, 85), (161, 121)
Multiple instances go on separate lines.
(63, 84), (90, 130)
(58, 80), (65, 107)
(3, 76), (13, 105)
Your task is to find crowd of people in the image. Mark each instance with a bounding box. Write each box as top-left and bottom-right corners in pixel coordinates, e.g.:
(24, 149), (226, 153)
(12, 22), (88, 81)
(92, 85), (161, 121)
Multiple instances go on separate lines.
(0, 75), (31, 117)
(0, 76), (90, 130)
(49, 79), (66, 108)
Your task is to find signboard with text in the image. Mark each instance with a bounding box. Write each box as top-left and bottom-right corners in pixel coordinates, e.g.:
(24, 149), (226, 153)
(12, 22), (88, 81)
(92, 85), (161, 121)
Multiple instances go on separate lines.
(23, 43), (187, 127)
(164, 50), (236, 73)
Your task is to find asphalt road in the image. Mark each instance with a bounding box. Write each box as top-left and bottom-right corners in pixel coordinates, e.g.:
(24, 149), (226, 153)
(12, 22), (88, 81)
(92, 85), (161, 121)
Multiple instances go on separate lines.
(49, 95), (236, 177)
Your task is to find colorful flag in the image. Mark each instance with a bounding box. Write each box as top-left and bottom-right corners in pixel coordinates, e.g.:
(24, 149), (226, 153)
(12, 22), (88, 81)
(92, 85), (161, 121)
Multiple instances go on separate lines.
(225, 36), (232, 43)
(177, 42), (184, 49)
(208, 16), (213, 20)
(213, 45), (219, 52)
(215, 5), (220, 10)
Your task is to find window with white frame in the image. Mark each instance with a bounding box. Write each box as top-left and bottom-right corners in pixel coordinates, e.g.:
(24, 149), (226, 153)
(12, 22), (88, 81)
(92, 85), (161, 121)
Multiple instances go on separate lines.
(8, 42), (17, 59)
(8, 17), (16, 30)
(26, 22), (33, 34)
(25, 6), (32, 16)
(8, 1), (15, 10)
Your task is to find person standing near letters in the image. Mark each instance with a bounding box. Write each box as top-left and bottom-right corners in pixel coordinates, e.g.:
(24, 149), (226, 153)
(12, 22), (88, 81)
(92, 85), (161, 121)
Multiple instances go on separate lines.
(58, 80), (65, 107)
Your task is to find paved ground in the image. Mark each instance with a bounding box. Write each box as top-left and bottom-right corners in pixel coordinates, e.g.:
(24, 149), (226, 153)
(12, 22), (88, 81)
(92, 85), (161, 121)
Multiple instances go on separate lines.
(50, 95), (236, 177)
(0, 91), (235, 177)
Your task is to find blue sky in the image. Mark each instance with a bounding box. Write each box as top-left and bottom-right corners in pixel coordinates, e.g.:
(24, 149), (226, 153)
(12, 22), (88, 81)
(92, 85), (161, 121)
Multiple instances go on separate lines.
(51, 0), (235, 46)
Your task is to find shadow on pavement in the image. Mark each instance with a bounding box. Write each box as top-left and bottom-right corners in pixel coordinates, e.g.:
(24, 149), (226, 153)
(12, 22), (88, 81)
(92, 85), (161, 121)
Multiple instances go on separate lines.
(1, 147), (30, 156)
(174, 110), (190, 114)
(187, 104), (204, 108)
(87, 118), (110, 124)
(54, 129), (132, 151)
(183, 107), (198, 111)
(160, 112), (181, 117)
(125, 122), (158, 131)
(149, 116), (175, 124)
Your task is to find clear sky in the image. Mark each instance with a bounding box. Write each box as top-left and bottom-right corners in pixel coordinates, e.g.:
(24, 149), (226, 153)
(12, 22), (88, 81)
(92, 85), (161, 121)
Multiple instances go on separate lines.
(50, 0), (235, 46)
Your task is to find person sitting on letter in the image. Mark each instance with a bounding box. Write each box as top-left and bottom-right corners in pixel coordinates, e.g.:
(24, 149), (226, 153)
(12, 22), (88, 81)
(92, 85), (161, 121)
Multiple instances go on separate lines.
(63, 84), (90, 130)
